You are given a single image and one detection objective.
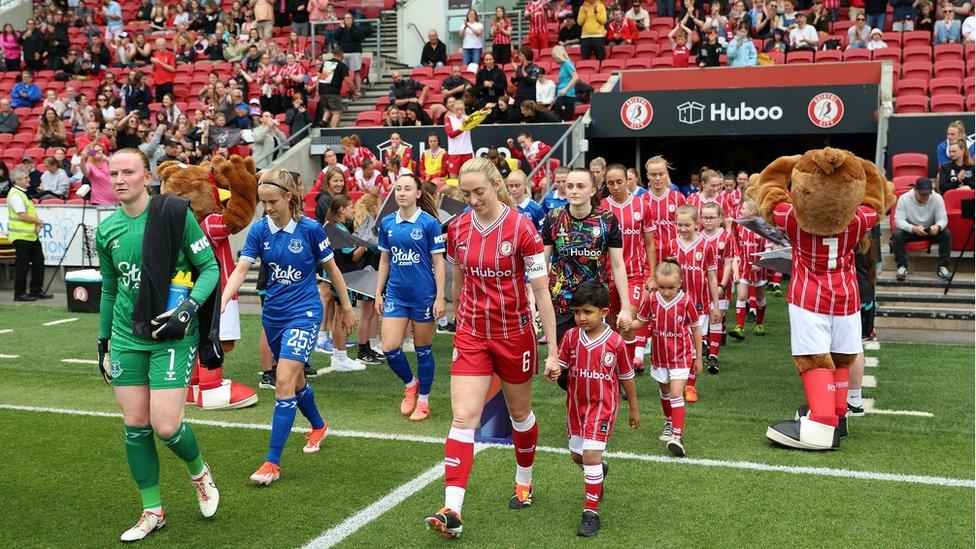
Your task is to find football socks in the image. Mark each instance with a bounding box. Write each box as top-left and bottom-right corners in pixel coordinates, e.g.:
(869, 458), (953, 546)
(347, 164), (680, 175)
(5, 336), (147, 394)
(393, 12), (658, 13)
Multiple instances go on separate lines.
(583, 463), (604, 512)
(444, 427), (475, 513)
(833, 367), (851, 420)
(735, 299), (747, 328)
(659, 390), (672, 423)
(511, 411), (538, 485)
(800, 368), (839, 427)
(124, 425), (162, 510)
(708, 322), (723, 356)
(268, 397), (299, 465)
(670, 396), (686, 436)
(756, 298), (767, 325)
(416, 344), (435, 396)
(296, 383), (326, 430)
(158, 422), (205, 477)
(385, 348), (414, 385)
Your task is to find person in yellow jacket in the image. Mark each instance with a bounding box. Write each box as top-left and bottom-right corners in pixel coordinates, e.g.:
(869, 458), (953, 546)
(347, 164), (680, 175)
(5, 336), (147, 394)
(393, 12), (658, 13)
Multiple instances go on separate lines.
(578, 0), (608, 61)
(6, 165), (52, 302)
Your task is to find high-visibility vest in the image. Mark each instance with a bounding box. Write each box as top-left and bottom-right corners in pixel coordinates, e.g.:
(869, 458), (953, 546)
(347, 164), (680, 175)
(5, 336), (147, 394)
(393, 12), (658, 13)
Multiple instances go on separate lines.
(6, 186), (38, 242)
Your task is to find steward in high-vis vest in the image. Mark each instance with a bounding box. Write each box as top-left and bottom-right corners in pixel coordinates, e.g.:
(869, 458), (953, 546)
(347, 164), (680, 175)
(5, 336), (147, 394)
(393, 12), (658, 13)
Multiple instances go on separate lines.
(6, 165), (51, 302)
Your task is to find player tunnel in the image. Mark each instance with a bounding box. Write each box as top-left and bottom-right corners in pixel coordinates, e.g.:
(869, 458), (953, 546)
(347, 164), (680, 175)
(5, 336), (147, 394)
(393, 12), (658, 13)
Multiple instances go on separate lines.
(585, 62), (883, 182)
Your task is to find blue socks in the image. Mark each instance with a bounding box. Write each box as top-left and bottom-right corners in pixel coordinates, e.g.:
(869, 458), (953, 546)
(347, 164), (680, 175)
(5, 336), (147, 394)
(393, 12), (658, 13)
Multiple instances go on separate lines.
(267, 397), (298, 465)
(416, 345), (435, 396)
(385, 348), (414, 385)
(296, 383), (325, 430)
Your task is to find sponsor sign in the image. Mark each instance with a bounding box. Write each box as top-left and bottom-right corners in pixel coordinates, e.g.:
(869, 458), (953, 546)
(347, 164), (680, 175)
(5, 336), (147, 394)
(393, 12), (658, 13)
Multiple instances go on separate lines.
(0, 205), (116, 266)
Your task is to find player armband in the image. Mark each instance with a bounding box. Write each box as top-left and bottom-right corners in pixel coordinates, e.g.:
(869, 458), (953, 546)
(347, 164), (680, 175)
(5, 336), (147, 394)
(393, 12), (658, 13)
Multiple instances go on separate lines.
(524, 252), (547, 280)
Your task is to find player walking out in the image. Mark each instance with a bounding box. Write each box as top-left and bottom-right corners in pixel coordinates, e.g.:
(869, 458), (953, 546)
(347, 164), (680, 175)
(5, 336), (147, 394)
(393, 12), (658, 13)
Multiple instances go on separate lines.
(601, 163), (656, 371)
(375, 174), (446, 422)
(548, 282), (639, 537)
(629, 260), (702, 456)
(425, 158), (558, 538)
(659, 205), (719, 404)
(644, 156), (686, 251)
(730, 198), (770, 340)
(222, 169), (358, 486)
(700, 201), (738, 373)
(96, 149), (220, 541)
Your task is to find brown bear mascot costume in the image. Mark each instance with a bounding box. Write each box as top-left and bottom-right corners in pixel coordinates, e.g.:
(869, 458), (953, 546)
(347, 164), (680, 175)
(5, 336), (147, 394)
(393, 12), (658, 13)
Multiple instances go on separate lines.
(750, 148), (894, 450)
(158, 155), (259, 410)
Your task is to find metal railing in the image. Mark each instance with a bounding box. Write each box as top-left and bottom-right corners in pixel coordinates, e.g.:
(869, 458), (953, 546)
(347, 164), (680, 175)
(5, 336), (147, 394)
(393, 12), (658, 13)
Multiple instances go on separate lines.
(254, 120), (313, 168)
(527, 115), (586, 198)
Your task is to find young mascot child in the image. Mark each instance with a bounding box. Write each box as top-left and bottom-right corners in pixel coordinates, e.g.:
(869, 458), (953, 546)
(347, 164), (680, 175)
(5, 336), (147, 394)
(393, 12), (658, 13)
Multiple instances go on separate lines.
(629, 260), (702, 456)
(547, 281), (639, 538)
(700, 201), (738, 372)
(730, 197), (770, 340)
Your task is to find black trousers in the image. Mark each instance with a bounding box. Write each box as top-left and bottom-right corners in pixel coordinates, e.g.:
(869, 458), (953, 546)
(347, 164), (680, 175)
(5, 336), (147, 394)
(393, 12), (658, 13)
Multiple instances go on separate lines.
(890, 228), (952, 268)
(580, 37), (606, 60)
(13, 238), (45, 296)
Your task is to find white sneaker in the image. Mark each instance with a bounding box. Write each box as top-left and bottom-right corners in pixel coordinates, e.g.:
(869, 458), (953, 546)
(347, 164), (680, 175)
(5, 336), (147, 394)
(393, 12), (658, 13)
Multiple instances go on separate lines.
(120, 510), (165, 542)
(370, 339), (385, 356)
(190, 462), (219, 518)
(332, 356), (367, 372)
(938, 266), (951, 280)
(402, 339), (415, 353)
(896, 266), (908, 281)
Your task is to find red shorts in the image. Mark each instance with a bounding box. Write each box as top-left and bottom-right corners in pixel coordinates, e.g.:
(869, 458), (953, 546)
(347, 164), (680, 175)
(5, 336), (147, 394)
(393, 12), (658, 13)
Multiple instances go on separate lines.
(445, 153), (473, 174)
(451, 329), (537, 384)
(609, 276), (647, 317)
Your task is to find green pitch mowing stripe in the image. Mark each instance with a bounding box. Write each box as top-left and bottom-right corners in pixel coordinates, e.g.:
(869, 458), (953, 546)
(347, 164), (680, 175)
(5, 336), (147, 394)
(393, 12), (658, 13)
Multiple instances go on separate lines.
(0, 409), (439, 548)
(338, 449), (976, 547)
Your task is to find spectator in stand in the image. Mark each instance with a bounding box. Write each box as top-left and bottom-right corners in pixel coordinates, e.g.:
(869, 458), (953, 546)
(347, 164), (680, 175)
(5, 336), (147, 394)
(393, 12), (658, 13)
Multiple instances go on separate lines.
(552, 45), (579, 121)
(0, 99), (20, 134)
(419, 133), (448, 182)
(255, 52), (282, 115)
(132, 33), (153, 67)
(420, 29), (448, 68)
(475, 53), (506, 106)
(441, 65), (471, 101)
(279, 53), (308, 104)
(698, 27), (725, 67)
(727, 24), (758, 66)
(384, 132), (415, 173)
(915, 0), (936, 30)
(307, 0), (330, 35)
(383, 105), (407, 127)
(333, 13), (370, 99)
(964, 13), (976, 39)
(558, 15), (582, 47)
(938, 141), (975, 193)
(491, 7), (513, 66)
(224, 35), (246, 63)
(11, 71), (42, 109)
(289, 0), (310, 37)
(145, 39), (177, 103)
(0, 161), (9, 196)
(460, 9), (485, 67)
(789, 13), (820, 50)
(536, 69), (556, 107)
(781, 0), (799, 27)
(122, 71), (153, 118)
(486, 146), (514, 179)
(892, 178), (952, 281)
(253, 111), (287, 169)
(669, 23), (692, 68)
(354, 159), (385, 194)
(1, 24), (20, 71)
(754, 0), (785, 39)
(512, 46), (540, 114)
(389, 69), (429, 108)
(36, 108), (68, 148)
(765, 27), (789, 52)
(80, 143), (116, 205)
(36, 157), (69, 200)
(934, 2), (963, 43)
(136, 0), (153, 22)
(949, 0), (973, 21)
(850, 0), (868, 20)
(866, 27), (888, 49)
(114, 113), (144, 149)
(578, 0), (608, 61)
(607, 7), (639, 46)
(937, 121), (975, 165)
(847, 13), (871, 48)
(627, 0), (652, 29)
(315, 45), (352, 128)
(521, 100), (562, 123)
(810, 0), (832, 38)
(87, 36), (110, 69)
(103, 0), (124, 42)
(284, 93), (312, 142)
(892, 0), (917, 29)
(252, 0), (274, 38)
(525, 0), (550, 52)
(97, 94), (118, 124)
(697, 2), (729, 44)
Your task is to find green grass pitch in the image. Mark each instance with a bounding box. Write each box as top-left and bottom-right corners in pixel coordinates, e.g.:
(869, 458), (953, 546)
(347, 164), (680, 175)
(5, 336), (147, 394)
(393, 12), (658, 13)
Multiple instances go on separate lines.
(0, 299), (972, 548)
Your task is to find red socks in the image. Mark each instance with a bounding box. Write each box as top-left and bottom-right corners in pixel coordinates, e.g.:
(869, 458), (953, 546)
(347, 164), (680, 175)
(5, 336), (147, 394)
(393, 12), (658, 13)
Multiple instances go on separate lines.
(511, 412), (538, 474)
(670, 396), (686, 436)
(834, 367), (850, 419)
(444, 427), (475, 490)
(756, 299), (767, 325)
(687, 369), (697, 386)
(800, 368), (838, 427)
(660, 391), (672, 422)
(736, 300), (747, 328)
(583, 464), (603, 512)
(708, 325), (722, 356)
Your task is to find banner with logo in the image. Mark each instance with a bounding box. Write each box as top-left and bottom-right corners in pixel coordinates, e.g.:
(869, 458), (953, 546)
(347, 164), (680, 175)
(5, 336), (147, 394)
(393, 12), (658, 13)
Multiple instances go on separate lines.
(589, 85), (878, 138)
(0, 205), (116, 266)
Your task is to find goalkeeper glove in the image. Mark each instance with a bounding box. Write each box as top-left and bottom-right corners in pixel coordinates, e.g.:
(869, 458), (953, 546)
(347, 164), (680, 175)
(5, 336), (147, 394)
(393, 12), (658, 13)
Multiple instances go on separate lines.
(150, 298), (200, 341)
(97, 338), (112, 385)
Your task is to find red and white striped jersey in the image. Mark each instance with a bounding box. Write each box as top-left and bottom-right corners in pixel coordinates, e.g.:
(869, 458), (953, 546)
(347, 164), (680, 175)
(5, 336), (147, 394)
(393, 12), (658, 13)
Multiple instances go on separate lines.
(447, 207), (546, 339)
(601, 194), (655, 279)
(773, 203), (878, 316)
(645, 189), (685, 248)
(722, 188), (742, 220)
(659, 234), (717, 314)
(525, 0), (549, 33)
(342, 146), (375, 171)
(558, 325), (634, 442)
(702, 228), (737, 288)
(737, 224), (771, 282)
(684, 191), (726, 215)
(202, 213), (236, 298)
(637, 290), (699, 369)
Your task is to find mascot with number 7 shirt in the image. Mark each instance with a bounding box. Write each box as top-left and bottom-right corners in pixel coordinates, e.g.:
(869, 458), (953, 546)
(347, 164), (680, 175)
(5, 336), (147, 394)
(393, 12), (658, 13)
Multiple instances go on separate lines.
(750, 148), (894, 451)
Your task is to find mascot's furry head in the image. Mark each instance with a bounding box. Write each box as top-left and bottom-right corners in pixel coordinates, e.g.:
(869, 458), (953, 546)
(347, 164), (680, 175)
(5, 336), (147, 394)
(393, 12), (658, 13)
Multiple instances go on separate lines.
(157, 155), (258, 234)
(749, 147), (895, 237)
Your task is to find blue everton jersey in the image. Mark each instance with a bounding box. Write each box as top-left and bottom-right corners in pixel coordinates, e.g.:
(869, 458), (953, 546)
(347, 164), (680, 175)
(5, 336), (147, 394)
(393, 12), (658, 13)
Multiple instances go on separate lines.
(377, 209), (445, 304)
(516, 197), (546, 231)
(240, 216), (334, 326)
(634, 187), (648, 197)
(541, 190), (569, 214)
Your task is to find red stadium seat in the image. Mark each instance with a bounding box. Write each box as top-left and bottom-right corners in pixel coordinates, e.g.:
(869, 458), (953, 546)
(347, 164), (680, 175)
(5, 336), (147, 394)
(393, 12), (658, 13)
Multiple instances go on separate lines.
(902, 45), (933, 64)
(625, 58), (652, 69)
(432, 65), (452, 77)
(901, 61), (933, 81)
(872, 47), (901, 63)
(967, 94), (974, 111)
(843, 49), (871, 62)
(767, 51), (786, 64)
(816, 49), (842, 62)
(40, 198), (64, 205)
(354, 111), (382, 127)
(930, 94), (965, 112)
(892, 176), (918, 195)
(601, 58), (626, 71)
(576, 59), (600, 72)
(609, 45), (635, 60)
(409, 67), (432, 79)
(895, 95), (927, 113)
(930, 77), (962, 96)
(944, 188), (976, 251)
(788, 50), (814, 64)
(635, 42), (660, 58)
(881, 31), (903, 46)
(935, 59), (965, 80)
(891, 153), (929, 179)
(650, 17), (674, 33)
(651, 56), (676, 68)
(894, 78), (928, 97)
(935, 44), (964, 62)
(902, 30), (932, 48)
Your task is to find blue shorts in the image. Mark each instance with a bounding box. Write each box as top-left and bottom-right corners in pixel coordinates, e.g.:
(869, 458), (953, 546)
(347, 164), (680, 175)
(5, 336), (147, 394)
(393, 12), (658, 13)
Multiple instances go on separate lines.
(265, 320), (318, 364)
(383, 294), (435, 324)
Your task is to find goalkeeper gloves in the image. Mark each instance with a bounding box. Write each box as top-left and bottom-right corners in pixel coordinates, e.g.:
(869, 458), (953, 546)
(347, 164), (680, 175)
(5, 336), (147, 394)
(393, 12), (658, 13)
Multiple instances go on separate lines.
(97, 338), (112, 385)
(150, 298), (200, 341)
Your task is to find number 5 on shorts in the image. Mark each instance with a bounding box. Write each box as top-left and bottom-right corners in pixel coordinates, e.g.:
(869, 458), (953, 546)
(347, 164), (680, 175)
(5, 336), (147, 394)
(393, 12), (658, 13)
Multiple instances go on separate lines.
(632, 285), (641, 302)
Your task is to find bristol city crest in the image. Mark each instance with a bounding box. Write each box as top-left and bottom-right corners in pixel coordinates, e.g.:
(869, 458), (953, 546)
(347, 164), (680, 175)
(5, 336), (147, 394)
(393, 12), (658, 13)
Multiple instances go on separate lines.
(620, 97), (654, 131)
(499, 241), (514, 256)
(603, 352), (616, 366)
(808, 93), (844, 128)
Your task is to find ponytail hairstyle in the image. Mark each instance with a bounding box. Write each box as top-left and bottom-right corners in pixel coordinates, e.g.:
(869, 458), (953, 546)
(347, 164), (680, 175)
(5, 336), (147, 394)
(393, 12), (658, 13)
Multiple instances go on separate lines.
(349, 133), (362, 147)
(352, 193), (380, 230)
(395, 173), (439, 219)
(655, 257), (684, 281)
(259, 169), (304, 222)
(458, 156), (515, 208)
(326, 193), (353, 225)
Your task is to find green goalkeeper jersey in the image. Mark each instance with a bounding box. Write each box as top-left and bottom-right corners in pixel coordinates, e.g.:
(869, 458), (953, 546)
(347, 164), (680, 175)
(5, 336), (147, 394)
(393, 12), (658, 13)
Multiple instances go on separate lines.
(96, 198), (219, 350)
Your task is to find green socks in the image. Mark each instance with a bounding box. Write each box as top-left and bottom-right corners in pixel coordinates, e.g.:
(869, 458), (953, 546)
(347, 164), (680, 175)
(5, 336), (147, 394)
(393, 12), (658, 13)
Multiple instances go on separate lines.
(159, 422), (205, 477)
(124, 425), (161, 510)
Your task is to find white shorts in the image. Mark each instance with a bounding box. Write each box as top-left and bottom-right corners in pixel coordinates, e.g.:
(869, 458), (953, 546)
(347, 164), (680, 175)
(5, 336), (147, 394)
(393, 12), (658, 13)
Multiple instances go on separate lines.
(740, 275), (768, 287)
(698, 314), (708, 334)
(788, 304), (863, 356)
(650, 365), (691, 384)
(568, 436), (606, 454)
(718, 299), (729, 310)
(345, 53), (363, 71)
(219, 299), (242, 341)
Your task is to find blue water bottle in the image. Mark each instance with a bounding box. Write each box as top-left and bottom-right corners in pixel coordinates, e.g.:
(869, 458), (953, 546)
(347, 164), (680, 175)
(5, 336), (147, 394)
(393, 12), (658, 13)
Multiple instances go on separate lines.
(166, 271), (194, 310)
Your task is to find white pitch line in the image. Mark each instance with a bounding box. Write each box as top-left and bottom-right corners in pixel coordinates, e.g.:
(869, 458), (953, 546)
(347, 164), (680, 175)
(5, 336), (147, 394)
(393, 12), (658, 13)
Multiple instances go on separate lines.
(0, 355), (19, 359)
(61, 359), (99, 365)
(0, 403), (965, 488)
(862, 375), (877, 388)
(42, 318), (78, 327)
(865, 356), (879, 368)
(0, 329), (12, 335)
(864, 341), (880, 351)
(862, 398), (934, 418)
